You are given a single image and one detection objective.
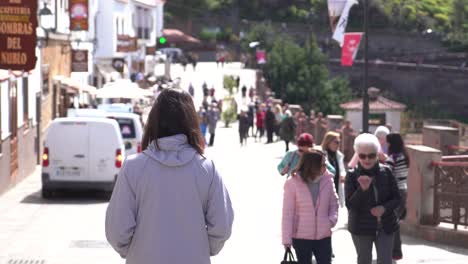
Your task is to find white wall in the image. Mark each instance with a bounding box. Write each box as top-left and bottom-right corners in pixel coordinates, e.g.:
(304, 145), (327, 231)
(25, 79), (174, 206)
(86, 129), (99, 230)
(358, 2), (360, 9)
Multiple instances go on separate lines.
(1, 81), (9, 140)
(346, 111), (362, 133)
(16, 78), (23, 128)
(386, 111), (402, 133)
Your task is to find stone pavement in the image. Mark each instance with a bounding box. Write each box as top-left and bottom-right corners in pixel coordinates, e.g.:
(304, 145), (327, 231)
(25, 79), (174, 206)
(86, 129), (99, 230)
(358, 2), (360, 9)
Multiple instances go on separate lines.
(0, 122), (467, 264)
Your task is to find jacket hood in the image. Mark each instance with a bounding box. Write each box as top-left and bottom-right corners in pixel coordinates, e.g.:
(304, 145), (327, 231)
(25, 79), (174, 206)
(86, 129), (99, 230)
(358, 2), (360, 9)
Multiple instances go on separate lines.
(143, 134), (197, 167)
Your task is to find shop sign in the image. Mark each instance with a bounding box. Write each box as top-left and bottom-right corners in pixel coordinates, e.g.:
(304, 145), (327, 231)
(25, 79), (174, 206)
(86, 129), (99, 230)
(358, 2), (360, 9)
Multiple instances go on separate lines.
(71, 50), (88, 72)
(116, 35), (138, 53)
(70, 0), (89, 31)
(146, 46), (156, 55)
(0, 0), (38, 71)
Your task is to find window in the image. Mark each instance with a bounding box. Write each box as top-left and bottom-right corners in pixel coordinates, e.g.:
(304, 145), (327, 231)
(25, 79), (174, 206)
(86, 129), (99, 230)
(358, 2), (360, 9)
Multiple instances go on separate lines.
(136, 7), (152, 40)
(42, 64), (50, 96)
(22, 77), (28, 126)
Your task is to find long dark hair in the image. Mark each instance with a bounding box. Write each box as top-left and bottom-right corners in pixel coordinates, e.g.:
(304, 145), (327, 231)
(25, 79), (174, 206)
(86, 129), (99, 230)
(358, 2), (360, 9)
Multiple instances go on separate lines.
(386, 133), (409, 165)
(142, 88), (205, 155)
(293, 151), (325, 182)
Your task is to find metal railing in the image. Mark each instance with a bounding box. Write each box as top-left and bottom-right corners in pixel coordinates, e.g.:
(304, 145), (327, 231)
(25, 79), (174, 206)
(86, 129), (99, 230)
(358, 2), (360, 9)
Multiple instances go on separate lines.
(432, 161), (468, 230)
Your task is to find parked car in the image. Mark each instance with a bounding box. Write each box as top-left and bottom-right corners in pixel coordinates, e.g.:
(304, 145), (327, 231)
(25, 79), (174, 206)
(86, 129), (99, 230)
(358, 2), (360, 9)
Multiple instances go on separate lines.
(41, 117), (125, 198)
(68, 109), (144, 156)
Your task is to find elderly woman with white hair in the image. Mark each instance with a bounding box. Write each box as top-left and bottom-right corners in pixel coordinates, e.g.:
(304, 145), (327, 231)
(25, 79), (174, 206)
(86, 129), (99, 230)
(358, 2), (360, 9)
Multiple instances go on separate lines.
(345, 133), (401, 264)
(348, 126), (390, 168)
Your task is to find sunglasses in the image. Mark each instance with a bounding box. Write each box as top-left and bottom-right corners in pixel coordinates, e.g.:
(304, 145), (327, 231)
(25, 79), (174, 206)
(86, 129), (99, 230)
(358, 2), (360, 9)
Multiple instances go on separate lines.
(358, 153), (377, 160)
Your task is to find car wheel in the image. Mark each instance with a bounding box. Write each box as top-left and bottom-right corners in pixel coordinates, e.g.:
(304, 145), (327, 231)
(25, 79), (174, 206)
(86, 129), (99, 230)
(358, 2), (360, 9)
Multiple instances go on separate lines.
(42, 188), (53, 199)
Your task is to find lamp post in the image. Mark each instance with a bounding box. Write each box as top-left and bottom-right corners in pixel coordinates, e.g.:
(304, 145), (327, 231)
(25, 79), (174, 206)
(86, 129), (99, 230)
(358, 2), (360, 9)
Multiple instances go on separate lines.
(38, 2), (54, 43)
(362, 0), (370, 133)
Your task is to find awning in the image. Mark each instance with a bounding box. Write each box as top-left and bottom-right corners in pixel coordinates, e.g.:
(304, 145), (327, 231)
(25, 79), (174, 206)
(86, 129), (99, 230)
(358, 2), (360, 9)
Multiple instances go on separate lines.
(96, 62), (122, 82)
(54, 76), (97, 95)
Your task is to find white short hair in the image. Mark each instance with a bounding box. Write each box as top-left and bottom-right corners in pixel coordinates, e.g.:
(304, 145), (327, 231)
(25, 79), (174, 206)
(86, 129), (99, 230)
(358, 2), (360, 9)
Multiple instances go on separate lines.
(374, 126), (390, 139)
(354, 133), (381, 153)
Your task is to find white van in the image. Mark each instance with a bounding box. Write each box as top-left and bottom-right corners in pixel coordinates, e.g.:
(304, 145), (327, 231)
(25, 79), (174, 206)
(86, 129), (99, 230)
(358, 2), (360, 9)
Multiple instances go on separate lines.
(67, 109), (144, 156)
(41, 117), (125, 198)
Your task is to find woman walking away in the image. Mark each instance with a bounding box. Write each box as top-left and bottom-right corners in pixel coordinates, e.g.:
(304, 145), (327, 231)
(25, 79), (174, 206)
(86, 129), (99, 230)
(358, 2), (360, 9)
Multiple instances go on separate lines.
(255, 104), (266, 141)
(282, 151), (339, 264)
(280, 110), (296, 152)
(321, 132), (347, 207)
(345, 133), (401, 264)
(277, 133), (314, 177)
(105, 88), (234, 264)
(386, 133), (410, 261)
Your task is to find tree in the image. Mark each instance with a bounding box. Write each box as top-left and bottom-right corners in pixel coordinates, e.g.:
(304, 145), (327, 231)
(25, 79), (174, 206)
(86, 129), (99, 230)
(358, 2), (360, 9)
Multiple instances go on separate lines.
(165, 0), (209, 33)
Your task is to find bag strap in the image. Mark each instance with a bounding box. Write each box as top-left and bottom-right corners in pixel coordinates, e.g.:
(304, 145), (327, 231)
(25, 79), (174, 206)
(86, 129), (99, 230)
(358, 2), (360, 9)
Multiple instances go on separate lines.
(283, 247), (296, 261)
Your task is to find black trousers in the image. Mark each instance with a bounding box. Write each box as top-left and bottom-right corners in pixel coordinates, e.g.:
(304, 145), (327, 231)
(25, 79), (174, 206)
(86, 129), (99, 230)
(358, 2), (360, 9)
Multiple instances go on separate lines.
(293, 237), (332, 264)
(209, 133), (215, 146)
(266, 128), (274, 143)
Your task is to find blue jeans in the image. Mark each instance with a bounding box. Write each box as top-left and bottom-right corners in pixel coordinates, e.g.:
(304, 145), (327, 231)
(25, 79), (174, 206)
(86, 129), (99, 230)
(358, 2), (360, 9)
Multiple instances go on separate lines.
(292, 237), (332, 264)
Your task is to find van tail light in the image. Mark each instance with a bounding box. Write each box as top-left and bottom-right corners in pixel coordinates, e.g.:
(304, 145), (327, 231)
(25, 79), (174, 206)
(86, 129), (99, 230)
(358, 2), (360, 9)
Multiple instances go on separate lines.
(116, 149), (123, 168)
(137, 143), (142, 153)
(42, 147), (50, 167)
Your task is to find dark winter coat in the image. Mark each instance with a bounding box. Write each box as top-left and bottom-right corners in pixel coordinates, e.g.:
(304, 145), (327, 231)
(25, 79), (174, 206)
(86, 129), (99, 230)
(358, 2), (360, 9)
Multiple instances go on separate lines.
(345, 163), (401, 236)
(265, 109), (276, 130)
(238, 114), (250, 135)
(280, 116), (296, 142)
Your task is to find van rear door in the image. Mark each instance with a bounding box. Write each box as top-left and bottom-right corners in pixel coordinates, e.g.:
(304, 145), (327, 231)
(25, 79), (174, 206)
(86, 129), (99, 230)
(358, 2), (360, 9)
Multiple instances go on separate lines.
(88, 121), (121, 182)
(48, 121), (89, 181)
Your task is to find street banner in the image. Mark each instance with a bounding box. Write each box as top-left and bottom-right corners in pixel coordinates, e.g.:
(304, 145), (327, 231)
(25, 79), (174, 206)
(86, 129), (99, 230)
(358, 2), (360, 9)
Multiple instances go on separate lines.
(327, 0), (347, 32)
(332, 0), (358, 47)
(0, 0), (38, 71)
(70, 0), (89, 31)
(71, 50), (88, 72)
(341, 32), (363, 66)
(256, 50), (267, 64)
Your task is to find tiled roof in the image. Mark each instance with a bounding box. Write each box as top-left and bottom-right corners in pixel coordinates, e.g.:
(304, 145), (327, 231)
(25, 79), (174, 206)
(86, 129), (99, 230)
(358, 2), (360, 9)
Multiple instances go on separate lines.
(340, 96), (406, 111)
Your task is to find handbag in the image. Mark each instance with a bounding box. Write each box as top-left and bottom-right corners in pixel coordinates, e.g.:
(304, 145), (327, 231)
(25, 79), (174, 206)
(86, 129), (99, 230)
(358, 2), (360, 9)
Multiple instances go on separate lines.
(281, 247), (298, 264)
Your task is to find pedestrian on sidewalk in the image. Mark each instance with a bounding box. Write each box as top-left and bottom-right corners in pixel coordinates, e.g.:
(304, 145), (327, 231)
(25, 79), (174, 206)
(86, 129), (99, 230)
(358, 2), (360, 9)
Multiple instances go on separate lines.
(247, 102), (255, 137)
(274, 104), (283, 140)
(255, 104), (266, 141)
(188, 83), (194, 97)
(265, 105), (276, 143)
(241, 85), (247, 98)
(345, 133), (401, 264)
(202, 82), (209, 99)
(279, 110), (296, 152)
(385, 133), (410, 261)
(238, 108), (250, 146)
(277, 133), (314, 177)
(198, 106), (208, 144)
(105, 88), (234, 264)
(282, 151), (339, 264)
(207, 102), (220, 146)
(320, 132), (347, 207)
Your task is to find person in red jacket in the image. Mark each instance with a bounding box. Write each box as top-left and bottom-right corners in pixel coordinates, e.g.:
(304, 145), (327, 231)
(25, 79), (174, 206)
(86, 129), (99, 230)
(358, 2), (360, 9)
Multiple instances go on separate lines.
(282, 151), (339, 264)
(255, 104), (266, 141)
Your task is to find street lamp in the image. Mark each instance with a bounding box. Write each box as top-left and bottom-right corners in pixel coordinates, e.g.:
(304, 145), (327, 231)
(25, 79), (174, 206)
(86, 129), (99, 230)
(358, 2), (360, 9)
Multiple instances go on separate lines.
(39, 3), (54, 32)
(362, 0), (370, 133)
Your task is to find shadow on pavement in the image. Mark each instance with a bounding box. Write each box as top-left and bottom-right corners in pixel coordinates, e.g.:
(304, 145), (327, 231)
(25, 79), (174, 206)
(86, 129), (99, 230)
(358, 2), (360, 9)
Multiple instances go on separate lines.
(20, 190), (110, 205)
(401, 234), (468, 255)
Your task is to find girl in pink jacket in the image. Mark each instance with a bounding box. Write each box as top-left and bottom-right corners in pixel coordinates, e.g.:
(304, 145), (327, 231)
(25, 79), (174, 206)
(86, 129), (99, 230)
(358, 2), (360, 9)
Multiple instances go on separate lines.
(282, 151), (339, 264)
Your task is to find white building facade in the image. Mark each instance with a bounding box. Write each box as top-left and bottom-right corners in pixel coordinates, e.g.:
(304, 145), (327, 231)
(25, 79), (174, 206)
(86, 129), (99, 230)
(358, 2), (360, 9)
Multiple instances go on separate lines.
(94, 0), (165, 86)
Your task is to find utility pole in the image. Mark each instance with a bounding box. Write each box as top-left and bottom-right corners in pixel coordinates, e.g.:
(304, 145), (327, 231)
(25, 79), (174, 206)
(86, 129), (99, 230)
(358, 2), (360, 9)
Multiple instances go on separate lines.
(362, 0), (370, 133)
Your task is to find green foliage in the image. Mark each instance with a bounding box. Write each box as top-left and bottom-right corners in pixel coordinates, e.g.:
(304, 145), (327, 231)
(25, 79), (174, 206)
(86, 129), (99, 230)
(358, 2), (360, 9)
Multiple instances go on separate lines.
(222, 105), (237, 127)
(263, 31), (353, 115)
(223, 75), (238, 95)
(198, 29), (217, 42)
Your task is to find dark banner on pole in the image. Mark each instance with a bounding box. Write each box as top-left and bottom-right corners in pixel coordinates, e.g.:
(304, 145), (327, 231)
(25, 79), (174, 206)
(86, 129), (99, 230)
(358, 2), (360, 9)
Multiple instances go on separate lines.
(71, 50), (88, 72)
(70, 0), (89, 31)
(0, 0), (38, 71)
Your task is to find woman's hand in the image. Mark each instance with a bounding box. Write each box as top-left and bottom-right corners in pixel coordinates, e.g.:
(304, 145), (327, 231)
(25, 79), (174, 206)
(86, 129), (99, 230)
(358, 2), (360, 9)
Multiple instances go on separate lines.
(284, 244), (291, 249)
(371, 206), (386, 217)
(357, 175), (373, 191)
(340, 176), (346, 183)
(281, 165), (290, 175)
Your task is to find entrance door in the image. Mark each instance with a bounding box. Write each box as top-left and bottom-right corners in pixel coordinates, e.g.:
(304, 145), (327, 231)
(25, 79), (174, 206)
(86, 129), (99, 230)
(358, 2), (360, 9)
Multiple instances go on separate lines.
(9, 81), (18, 180)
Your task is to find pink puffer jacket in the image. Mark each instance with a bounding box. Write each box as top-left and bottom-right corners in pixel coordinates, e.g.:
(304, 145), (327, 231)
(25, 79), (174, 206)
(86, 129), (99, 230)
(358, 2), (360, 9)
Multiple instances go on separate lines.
(282, 172), (339, 245)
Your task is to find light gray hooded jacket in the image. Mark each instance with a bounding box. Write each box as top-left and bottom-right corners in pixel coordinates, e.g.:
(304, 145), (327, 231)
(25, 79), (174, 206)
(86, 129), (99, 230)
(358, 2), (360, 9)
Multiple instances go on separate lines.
(105, 134), (234, 264)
